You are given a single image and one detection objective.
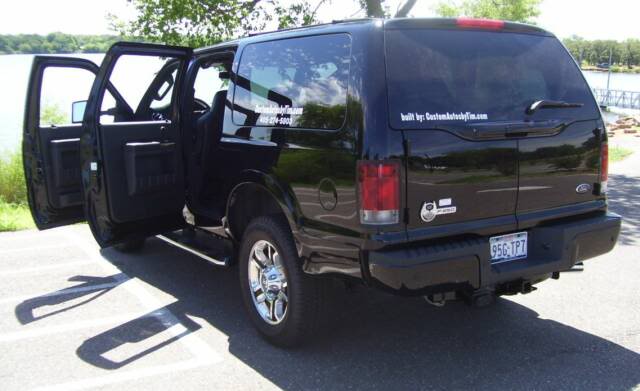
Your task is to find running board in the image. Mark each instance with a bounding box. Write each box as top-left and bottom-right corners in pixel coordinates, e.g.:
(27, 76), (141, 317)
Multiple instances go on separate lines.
(157, 228), (232, 267)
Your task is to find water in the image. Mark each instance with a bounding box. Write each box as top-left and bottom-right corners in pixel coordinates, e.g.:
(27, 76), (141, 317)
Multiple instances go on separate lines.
(1, 55), (639, 152)
(583, 70), (640, 92)
(0, 54), (104, 154)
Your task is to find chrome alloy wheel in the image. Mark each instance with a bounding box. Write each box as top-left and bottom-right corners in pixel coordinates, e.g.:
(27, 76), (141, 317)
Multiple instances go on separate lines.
(248, 240), (288, 325)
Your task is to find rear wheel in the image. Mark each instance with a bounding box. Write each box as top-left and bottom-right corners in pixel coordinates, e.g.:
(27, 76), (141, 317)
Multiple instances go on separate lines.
(239, 216), (328, 347)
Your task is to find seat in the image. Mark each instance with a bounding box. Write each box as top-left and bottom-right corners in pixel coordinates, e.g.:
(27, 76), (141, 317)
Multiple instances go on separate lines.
(196, 90), (227, 168)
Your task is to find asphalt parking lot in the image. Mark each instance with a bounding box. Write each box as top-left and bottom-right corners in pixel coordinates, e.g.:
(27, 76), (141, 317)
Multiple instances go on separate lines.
(1, 144), (639, 390)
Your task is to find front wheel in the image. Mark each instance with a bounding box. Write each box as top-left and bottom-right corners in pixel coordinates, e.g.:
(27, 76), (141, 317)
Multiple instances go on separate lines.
(239, 216), (328, 347)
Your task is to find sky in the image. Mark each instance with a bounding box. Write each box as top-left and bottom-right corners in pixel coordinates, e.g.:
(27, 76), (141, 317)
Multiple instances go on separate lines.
(1, 0), (639, 41)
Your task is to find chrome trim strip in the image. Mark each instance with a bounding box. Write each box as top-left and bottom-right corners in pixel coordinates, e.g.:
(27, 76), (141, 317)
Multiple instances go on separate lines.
(101, 120), (171, 126)
(50, 138), (81, 143)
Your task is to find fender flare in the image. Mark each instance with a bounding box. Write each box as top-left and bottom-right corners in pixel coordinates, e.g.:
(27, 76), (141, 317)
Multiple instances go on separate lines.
(225, 170), (303, 240)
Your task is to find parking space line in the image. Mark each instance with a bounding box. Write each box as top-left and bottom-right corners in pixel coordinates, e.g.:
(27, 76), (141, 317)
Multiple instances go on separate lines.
(0, 260), (97, 276)
(65, 230), (221, 362)
(0, 280), (125, 305)
(0, 243), (68, 254)
(33, 357), (215, 391)
(0, 310), (162, 343)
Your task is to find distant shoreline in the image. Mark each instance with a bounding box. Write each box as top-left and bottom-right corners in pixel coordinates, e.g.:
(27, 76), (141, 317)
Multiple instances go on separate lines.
(581, 66), (640, 75)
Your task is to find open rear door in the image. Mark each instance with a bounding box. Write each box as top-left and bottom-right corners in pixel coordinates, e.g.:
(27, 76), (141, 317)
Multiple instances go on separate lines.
(81, 42), (192, 247)
(22, 56), (133, 229)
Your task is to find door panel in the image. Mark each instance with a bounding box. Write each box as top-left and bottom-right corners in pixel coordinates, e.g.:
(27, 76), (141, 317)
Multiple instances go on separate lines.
(39, 129), (82, 209)
(22, 57), (99, 229)
(101, 122), (182, 222)
(81, 43), (192, 246)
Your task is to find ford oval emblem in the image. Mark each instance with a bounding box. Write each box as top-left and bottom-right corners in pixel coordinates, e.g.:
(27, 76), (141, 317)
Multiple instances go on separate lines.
(575, 183), (592, 194)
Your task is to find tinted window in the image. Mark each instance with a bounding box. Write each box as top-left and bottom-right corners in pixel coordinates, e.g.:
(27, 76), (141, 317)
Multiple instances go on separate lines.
(233, 34), (351, 130)
(385, 29), (599, 129)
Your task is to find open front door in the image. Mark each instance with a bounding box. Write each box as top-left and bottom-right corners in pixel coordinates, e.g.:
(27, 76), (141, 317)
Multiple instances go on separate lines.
(81, 42), (192, 247)
(22, 56), (132, 229)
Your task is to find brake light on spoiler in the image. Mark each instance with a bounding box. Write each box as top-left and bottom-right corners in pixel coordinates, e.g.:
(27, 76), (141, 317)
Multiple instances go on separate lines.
(358, 160), (400, 225)
(456, 18), (505, 30)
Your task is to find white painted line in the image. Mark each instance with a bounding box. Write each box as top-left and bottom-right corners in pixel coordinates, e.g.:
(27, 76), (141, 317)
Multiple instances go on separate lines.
(32, 357), (215, 391)
(0, 243), (69, 254)
(101, 322), (189, 364)
(66, 230), (221, 361)
(0, 260), (97, 276)
(0, 279), (125, 305)
(0, 310), (162, 343)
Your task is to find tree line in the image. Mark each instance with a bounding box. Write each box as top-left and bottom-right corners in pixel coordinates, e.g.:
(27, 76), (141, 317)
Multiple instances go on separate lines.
(3, 31), (639, 73)
(563, 36), (640, 69)
(0, 33), (119, 54)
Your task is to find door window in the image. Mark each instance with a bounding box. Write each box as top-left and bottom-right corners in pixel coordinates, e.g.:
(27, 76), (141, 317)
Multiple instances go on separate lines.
(39, 66), (95, 126)
(100, 55), (180, 123)
(193, 64), (228, 104)
(232, 34), (351, 130)
(40, 66), (121, 126)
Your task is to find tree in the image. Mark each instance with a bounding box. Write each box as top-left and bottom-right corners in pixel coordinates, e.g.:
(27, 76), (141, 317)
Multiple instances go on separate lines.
(562, 37), (640, 69)
(40, 103), (67, 126)
(0, 34), (118, 54)
(563, 35), (587, 65)
(111, 0), (418, 47)
(621, 39), (640, 69)
(434, 0), (542, 23)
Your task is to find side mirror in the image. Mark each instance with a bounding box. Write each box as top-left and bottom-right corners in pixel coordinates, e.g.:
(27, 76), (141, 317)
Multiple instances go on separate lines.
(72, 100), (87, 123)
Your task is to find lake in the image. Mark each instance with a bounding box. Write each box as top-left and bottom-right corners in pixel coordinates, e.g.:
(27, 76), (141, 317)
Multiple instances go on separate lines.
(1, 54), (639, 153)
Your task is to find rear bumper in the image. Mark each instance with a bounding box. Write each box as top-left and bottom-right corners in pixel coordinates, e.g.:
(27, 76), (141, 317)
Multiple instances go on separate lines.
(366, 211), (621, 295)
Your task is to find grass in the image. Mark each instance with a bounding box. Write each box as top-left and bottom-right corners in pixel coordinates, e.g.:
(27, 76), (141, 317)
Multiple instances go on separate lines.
(609, 146), (634, 163)
(0, 202), (34, 231)
(0, 148), (34, 232)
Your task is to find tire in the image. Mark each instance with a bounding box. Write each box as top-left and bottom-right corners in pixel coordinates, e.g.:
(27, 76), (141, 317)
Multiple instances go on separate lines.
(239, 216), (328, 347)
(113, 237), (146, 253)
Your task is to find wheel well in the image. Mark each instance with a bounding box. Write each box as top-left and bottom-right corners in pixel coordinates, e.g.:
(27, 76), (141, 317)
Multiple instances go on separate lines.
(227, 183), (289, 240)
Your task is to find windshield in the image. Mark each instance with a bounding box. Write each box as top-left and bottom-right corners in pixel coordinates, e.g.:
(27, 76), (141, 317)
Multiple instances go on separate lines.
(385, 29), (600, 129)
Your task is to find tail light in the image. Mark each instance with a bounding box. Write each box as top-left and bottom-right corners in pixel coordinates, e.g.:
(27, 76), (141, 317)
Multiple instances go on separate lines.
(600, 142), (608, 194)
(456, 18), (505, 30)
(358, 160), (400, 225)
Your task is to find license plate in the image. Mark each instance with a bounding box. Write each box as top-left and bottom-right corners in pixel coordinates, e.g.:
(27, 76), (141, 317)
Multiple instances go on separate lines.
(490, 232), (528, 264)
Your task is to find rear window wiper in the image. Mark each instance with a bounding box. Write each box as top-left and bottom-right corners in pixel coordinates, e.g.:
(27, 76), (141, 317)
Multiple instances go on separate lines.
(526, 100), (584, 115)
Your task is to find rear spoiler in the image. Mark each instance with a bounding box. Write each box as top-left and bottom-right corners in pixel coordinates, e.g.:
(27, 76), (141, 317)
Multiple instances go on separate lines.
(384, 18), (553, 36)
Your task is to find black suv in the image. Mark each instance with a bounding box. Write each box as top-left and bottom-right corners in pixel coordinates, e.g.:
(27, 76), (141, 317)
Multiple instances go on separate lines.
(23, 18), (621, 346)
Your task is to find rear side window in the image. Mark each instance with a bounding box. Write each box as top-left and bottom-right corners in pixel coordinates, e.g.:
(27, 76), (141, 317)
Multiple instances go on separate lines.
(385, 29), (600, 129)
(232, 34), (351, 130)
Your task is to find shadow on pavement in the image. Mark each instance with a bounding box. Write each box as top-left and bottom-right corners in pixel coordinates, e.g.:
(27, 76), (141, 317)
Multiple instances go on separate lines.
(608, 173), (640, 246)
(64, 238), (640, 390)
(76, 307), (201, 370)
(15, 274), (128, 325)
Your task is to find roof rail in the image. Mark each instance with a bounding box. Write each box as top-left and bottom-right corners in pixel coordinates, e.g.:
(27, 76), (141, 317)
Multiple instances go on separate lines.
(246, 18), (377, 37)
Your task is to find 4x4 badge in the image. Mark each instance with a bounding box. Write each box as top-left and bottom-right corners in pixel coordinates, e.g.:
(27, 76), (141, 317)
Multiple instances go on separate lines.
(420, 200), (457, 223)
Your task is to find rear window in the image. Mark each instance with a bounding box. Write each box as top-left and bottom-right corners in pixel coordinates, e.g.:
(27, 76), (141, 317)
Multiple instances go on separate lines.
(232, 34), (351, 130)
(385, 29), (599, 129)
